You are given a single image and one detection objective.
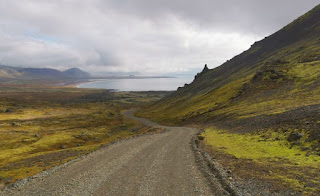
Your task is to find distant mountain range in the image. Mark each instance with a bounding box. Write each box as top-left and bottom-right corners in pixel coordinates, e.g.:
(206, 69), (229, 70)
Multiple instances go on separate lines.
(0, 65), (176, 82)
(62, 68), (90, 78)
(0, 66), (90, 80)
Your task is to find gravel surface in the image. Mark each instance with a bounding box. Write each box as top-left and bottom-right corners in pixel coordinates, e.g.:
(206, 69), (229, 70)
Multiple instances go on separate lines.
(1, 109), (223, 196)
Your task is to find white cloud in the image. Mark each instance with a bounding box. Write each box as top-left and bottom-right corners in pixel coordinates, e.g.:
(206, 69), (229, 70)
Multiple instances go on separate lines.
(0, 0), (318, 75)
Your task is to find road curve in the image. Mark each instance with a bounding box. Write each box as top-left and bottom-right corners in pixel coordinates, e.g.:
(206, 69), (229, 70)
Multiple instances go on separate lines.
(3, 109), (219, 196)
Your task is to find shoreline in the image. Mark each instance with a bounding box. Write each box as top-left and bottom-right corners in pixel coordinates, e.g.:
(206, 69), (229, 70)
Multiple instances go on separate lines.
(62, 80), (94, 88)
(64, 76), (179, 89)
(67, 76), (193, 91)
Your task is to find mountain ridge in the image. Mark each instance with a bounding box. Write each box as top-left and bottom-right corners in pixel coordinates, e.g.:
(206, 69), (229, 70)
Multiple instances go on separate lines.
(0, 65), (90, 80)
(176, 4), (320, 96)
(137, 6), (320, 191)
(138, 4), (320, 141)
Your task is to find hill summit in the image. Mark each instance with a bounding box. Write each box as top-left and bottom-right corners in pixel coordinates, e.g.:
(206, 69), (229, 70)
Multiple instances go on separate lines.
(63, 68), (90, 78)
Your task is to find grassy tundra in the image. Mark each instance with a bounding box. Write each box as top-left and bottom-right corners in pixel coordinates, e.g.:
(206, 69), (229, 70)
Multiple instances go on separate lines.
(0, 84), (169, 187)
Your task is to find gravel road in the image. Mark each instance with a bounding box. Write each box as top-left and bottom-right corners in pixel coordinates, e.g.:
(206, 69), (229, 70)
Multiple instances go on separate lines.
(2, 109), (222, 196)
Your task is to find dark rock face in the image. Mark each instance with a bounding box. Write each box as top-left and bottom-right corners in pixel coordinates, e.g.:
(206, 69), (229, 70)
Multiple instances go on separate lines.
(5, 108), (13, 113)
(288, 132), (303, 142)
(202, 64), (209, 72)
(194, 64), (210, 80)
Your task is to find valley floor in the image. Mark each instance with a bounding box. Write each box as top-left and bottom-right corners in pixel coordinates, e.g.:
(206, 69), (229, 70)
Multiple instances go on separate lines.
(1, 110), (217, 196)
(0, 84), (169, 188)
(0, 84), (319, 195)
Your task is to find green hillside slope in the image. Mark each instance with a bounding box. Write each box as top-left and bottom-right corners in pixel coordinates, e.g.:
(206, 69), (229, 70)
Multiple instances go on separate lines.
(139, 4), (320, 135)
(138, 5), (320, 194)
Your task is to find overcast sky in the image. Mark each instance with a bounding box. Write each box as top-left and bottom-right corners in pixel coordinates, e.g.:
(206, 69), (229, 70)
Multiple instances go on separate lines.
(0, 0), (318, 76)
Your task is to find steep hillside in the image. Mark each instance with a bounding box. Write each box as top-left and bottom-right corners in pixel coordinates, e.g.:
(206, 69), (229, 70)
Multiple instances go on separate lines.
(139, 4), (320, 141)
(0, 66), (23, 79)
(138, 5), (320, 193)
(139, 4), (320, 131)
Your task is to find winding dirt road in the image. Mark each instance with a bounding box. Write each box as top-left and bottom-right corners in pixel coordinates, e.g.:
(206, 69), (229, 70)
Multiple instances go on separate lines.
(2, 109), (224, 196)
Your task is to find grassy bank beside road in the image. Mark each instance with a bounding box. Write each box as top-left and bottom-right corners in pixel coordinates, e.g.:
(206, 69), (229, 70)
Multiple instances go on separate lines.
(201, 128), (320, 195)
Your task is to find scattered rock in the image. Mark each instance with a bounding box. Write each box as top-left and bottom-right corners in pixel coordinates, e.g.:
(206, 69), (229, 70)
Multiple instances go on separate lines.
(293, 141), (301, 145)
(11, 122), (21, 127)
(105, 133), (112, 137)
(287, 132), (303, 142)
(5, 178), (14, 185)
(226, 170), (232, 176)
(5, 108), (14, 113)
(208, 108), (215, 112)
(0, 183), (4, 190)
(60, 145), (67, 149)
(237, 83), (250, 96)
(290, 141), (301, 149)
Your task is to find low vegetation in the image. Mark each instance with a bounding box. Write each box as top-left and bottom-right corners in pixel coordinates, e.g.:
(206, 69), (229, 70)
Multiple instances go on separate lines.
(137, 4), (320, 195)
(0, 84), (170, 187)
(201, 128), (320, 195)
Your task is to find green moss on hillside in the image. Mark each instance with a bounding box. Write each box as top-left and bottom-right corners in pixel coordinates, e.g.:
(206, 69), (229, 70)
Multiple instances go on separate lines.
(138, 4), (320, 130)
(137, 5), (320, 194)
(202, 128), (320, 194)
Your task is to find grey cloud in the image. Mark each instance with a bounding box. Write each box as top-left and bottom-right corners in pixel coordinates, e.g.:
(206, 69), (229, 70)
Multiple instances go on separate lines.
(0, 0), (318, 75)
(104, 0), (319, 34)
